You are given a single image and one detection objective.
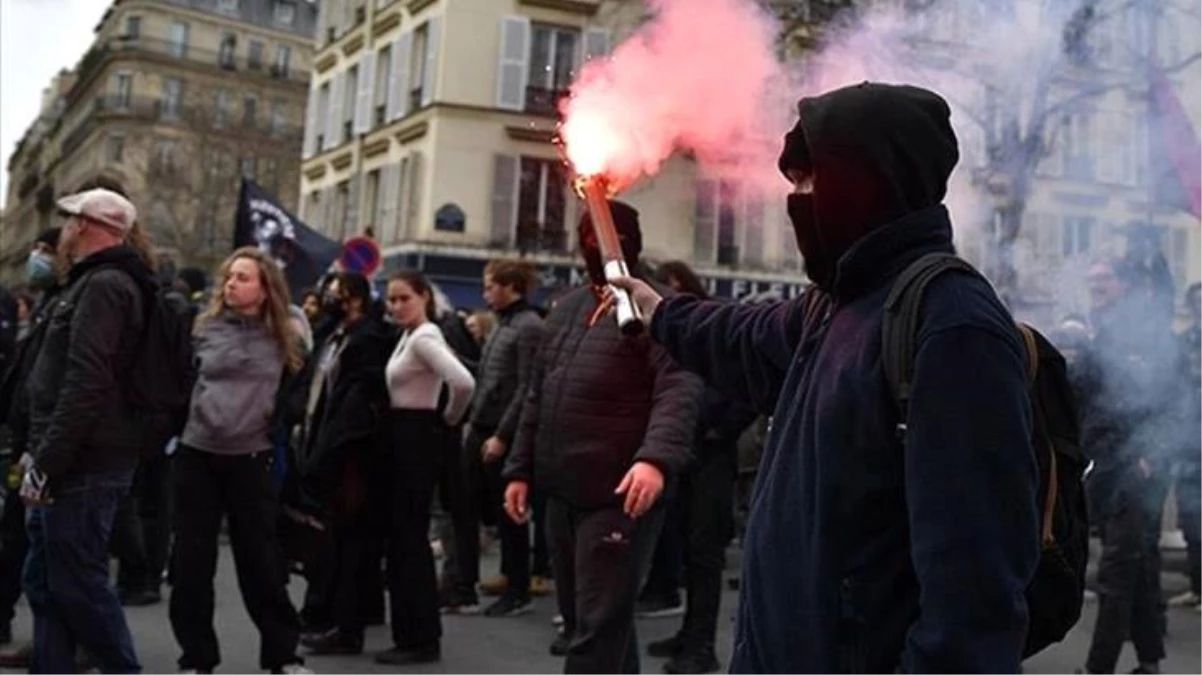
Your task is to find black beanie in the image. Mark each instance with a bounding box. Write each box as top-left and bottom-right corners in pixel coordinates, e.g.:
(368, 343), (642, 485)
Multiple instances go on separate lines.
(578, 199), (643, 260)
(35, 227), (61, 250)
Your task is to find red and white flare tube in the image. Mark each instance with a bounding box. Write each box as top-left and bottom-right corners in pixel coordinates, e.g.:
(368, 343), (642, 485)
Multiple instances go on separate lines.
(581, 176), (644, 336)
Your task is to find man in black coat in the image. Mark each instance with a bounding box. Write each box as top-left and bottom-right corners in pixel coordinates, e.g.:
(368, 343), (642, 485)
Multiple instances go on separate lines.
(614, 82), (1039, 673)
(503, 203), (703, 674)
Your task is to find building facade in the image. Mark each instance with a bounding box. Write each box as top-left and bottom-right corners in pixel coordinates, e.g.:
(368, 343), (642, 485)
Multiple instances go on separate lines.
(1, 0), (318, 281)
(298, 0), (806, 308)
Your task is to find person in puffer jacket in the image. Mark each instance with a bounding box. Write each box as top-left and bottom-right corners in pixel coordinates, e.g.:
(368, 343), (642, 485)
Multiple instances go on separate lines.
(613, 82), (1039, 673)
(502, 202), (704, 674)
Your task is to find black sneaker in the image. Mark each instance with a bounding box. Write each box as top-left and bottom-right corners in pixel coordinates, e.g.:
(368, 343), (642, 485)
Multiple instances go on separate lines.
(374, 643), (440, 665)
(637, 594), (684, 619)
(664, 648), (721, 674)
(484, 594), (533, 618)
(441, 588), (481, 615)
(301, 629), (363, 655)
(647, 634), (683, 658)
(549, 633), (571, 656)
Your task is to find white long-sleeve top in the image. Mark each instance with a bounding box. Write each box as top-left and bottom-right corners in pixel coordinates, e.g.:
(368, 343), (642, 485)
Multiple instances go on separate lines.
(385, 322), (476, 426)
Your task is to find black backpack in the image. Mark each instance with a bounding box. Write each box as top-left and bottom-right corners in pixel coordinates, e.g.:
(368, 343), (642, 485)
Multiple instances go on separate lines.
(879, 252), (1089, 658)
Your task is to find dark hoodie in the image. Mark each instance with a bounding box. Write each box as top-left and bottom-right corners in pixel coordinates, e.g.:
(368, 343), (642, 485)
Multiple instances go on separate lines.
(649, 83), (1038, 672)
(26, 245), (158, 484)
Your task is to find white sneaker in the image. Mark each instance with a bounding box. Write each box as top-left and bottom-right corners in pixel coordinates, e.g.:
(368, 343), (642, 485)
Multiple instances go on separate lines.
(278, 665), (313, 674)
(1167, 591), (1201, 608)
(552, 613), (565, 627)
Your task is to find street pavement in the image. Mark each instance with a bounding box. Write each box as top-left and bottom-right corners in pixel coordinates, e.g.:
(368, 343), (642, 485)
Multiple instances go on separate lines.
(2, 544), (1200, 674)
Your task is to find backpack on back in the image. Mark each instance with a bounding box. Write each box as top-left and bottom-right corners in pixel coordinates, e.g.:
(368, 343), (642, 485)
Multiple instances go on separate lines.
(880, 252), (1089, 658)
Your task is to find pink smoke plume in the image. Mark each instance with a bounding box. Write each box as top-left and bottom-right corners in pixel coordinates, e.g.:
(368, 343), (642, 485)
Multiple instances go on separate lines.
(558, 0), (783, 192)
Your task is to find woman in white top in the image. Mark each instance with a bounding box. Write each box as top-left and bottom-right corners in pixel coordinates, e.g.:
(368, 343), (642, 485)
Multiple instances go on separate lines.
(377, 270), (475, 665)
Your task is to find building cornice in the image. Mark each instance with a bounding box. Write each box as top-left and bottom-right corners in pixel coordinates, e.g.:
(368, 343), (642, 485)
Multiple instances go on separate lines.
(372, 10), (403, 39)
(516, 0), (600, 16)
(341, 31), (366, 58)
(406, 0), (439, 15)
(110, 0), (318, 46)
(314, 51), (339, 74)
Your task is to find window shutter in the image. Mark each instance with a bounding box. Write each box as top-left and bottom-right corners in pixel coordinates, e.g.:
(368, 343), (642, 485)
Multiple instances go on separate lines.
(324, 72), (343, 151)
(406, 151), (424, 236)
(391, 31), (413, 120)
(378, 164), (398, 242)
(302, 85), (319, 158)
(344, 174), (361, 238)
(584, 28), (611, 63)
(693, 180), (717, 264)
(422, 17), (441, 107)
(354, 50), (376, 134)
(496, 17), (530, 110)
(491, 154), (519, 246)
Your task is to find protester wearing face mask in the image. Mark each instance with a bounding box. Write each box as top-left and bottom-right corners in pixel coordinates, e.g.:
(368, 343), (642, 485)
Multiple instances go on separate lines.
(612, 82), (1039, 673)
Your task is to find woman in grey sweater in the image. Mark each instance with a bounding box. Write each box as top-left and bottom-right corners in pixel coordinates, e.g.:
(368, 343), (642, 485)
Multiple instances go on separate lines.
(168, 247), (309, 675)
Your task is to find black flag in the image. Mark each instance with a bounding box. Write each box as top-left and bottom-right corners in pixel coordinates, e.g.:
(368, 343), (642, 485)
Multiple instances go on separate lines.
(233, 178), (341, 301)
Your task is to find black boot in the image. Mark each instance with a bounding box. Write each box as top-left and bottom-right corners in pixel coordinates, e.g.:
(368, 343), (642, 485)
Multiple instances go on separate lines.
(375, 642), (440, 665)
(647, 633), (683, 658)
(301, 629), (363, 655)
(664, 646), (721, 674)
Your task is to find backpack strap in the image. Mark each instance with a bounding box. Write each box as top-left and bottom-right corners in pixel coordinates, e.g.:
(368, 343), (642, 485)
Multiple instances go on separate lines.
(881, 252), (977, 437)
(1018, 323), (1058, 547)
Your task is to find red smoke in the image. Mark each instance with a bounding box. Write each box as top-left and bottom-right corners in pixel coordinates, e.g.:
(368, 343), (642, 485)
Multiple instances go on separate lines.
(559, 0), (782, 191)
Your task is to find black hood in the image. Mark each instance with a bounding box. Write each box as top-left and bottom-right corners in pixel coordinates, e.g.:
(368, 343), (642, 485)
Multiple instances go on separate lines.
(67, 245), (159, 295)
(778, 82), (959, 285)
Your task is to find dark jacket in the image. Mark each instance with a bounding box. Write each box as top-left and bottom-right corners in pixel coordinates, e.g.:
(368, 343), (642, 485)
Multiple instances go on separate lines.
(650, 84), (1038, 673)
(0, 285), (62, 454)
(469, 299), (544, 443)
(300, 314), (391, 505)
(694, 387), (758, 462)
(27, 246), (156, 484)
(503, 284), (703, 509)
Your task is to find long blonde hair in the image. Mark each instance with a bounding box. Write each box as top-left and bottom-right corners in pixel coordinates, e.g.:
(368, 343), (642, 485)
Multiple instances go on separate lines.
(197, 247), (303, 373)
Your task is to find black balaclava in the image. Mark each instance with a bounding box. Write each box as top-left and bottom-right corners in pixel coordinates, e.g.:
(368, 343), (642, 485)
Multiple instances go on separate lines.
(778, 82), (960, 291)
(578, 200), (643, 286)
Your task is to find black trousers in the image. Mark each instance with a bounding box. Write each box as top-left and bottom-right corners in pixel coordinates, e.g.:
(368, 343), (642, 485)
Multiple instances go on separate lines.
(0, 485), (26, 627)
(679, 448), (736, 650)
(456, 425), (535, 597)
(113, 454), (172, 594)
(1177, 460), (1201, 595)
(1085, 470), (1169, 673)
(168, 446), (301, 672)
(643, 495), (684, 601)
(386, 410), (443, 649)
(547, 497), (664, 674)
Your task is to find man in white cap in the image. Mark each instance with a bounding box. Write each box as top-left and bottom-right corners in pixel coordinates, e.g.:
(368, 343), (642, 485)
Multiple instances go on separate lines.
(19, 185), (153, 673)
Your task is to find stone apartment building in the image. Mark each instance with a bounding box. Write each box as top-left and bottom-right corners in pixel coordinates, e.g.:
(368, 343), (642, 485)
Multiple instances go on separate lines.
(1, 0), (318, 280)
(297, 0), (807, 308)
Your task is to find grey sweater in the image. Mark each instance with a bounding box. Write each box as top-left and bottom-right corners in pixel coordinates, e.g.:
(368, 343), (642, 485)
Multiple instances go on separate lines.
(181, 311), (284, 455)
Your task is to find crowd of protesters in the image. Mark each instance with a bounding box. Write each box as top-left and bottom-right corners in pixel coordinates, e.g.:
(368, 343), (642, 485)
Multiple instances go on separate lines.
(0, 81), (1198, 675)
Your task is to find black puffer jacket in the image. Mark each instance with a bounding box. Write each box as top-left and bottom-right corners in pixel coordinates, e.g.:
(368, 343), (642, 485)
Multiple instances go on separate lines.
(27, 246), (154, 484)
(504, 285), (703, 509)
(470, 299), (544, 443)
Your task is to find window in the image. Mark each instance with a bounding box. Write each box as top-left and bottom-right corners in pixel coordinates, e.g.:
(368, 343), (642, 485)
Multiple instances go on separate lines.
(516, 157), (567, 253)
(274, 0), (297, 26)
(219, 33), (237, 69)
(365, 169), (381, 229)
(526, 25), (578, 116)
(155, 138), (180, 174)
(374, 45), (391, 126)
(315, 82), (330, 149)
(248, 40), (264, 70)
(693, 180), (741, 265)
(112, 72), (132, 108)
(1062, 216), (1094, 258)
(106, 134), (125, 163)
(124, 15), (141, 39)
(409, 23), (429, 111)
(274, 45), (292, 78)
(161, 77), (183, 119)
(244, 94), (258, 128)
(214, 88), (232, 128)
(241, 157), (256, 179)
(1059, 112), (1093, 181)
(169, 21), (189, 58)
(269, 99), (286, 135)
(344, 66), (358, 142)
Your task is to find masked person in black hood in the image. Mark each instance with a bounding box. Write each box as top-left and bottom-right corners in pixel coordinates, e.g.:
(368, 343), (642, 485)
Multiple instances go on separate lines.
(613, 82), (1039, 673)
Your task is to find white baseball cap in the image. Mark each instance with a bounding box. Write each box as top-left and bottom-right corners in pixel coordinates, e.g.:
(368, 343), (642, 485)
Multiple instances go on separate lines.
(56, 188), (137, 235)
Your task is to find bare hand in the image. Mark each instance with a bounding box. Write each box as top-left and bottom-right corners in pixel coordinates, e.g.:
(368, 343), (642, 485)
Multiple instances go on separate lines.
(614, 461), (664, 518)
(608, 277), (664, 319)
(482, 436), (508, 464)
(504, 480), (531, 525)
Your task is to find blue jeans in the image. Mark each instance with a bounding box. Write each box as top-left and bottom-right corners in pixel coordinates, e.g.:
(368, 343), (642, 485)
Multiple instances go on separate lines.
(24, 469), (141, 674)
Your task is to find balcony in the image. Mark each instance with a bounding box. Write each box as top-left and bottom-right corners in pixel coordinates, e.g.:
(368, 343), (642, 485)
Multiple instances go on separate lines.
(71, 35), (308, 101)
(525, 86), (568, 118)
